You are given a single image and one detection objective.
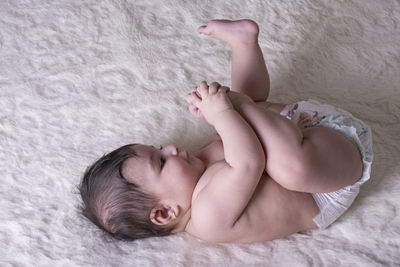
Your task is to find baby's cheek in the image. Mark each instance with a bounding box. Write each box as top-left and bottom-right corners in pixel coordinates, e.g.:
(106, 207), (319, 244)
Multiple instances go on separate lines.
(180, 164), (198, 182)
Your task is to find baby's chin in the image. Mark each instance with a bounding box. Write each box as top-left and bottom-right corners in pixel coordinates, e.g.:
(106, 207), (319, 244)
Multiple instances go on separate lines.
(188, 156), (206, 182)
(193, 155), (206, 172)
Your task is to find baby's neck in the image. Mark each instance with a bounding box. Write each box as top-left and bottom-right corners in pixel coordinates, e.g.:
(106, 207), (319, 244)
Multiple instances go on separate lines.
(172, 207), (192, 234)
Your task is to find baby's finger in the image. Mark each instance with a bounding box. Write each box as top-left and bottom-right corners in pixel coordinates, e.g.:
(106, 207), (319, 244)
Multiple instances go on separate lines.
(185, 92), (191, 103)
(209, 82), (221, 94)
(220, 86), (230, 92)
(186, 92), (202, 107)
(189, 104), (203, 118)
(189, 87), (201, 100)
(197, 81), (209, 98)
(192, 88), (202, 99)
(219, 86), (230, 93)
(189, 104), (197, 116)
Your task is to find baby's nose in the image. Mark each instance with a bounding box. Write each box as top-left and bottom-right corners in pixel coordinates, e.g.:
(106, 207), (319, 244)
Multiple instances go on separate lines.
(167, 144), (179, 156)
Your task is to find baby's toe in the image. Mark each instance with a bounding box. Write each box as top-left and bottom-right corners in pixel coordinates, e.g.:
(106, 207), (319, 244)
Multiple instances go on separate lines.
(197, 25), (210, 35)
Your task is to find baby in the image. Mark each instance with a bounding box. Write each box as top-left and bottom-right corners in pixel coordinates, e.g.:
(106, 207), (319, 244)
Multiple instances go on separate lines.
(79, 19), (373, 243)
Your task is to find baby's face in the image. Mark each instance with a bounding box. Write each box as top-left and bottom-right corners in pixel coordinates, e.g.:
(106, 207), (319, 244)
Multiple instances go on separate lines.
(121, 144), (205, 208)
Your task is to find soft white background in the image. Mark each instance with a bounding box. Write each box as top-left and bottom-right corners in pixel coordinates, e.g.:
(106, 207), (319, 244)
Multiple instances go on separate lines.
(1, 0), (399, 266)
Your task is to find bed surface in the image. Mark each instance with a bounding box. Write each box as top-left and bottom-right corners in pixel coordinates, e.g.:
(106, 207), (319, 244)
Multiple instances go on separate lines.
(1, 0), (399, 266)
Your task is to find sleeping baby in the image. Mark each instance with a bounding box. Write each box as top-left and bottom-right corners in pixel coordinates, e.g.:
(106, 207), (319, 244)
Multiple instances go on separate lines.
(79, 19), (373, 243)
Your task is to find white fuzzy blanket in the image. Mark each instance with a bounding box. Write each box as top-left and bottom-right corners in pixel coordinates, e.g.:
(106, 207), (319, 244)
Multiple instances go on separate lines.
(1, 0), (399, 266)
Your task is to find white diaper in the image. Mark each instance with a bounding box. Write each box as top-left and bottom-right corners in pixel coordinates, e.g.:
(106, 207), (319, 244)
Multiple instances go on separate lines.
(280, 99), (373, 229)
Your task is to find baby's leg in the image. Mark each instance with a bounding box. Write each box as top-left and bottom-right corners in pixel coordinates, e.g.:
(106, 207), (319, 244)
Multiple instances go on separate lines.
(198, 20), (270, 101)
(237, 103), (364, 193)
(199, 20), (364, 193)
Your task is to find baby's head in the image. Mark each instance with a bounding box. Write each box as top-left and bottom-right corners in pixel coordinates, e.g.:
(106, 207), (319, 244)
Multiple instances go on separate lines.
(79, 144), (205, 241)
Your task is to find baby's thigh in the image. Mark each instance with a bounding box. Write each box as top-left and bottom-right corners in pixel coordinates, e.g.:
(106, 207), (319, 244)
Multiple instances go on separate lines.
(301, 126), (363, 193)
(255, 101), (286, 114)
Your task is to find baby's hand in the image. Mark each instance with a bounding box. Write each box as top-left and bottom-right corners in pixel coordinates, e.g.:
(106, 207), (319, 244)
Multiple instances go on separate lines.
(186, 87), (204, 120)
(186, 81), (233, 125)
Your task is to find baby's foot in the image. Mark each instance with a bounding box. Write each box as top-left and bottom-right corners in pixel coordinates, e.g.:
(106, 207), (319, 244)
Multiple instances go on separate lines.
(197, 19), (259, 46)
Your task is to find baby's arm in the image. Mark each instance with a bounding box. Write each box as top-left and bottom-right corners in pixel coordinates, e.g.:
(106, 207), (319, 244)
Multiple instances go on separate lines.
(187, 81), (265, 242)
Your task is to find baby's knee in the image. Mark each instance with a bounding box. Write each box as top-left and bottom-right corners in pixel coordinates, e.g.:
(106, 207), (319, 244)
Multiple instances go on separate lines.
(267, 156), (310, 192)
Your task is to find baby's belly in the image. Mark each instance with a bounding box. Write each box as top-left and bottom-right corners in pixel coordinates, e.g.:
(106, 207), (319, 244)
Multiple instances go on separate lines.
(232, 173), (319, 243)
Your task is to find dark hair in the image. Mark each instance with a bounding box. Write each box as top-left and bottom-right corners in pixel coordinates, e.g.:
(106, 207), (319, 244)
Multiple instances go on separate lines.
(79, 144), (175, 241)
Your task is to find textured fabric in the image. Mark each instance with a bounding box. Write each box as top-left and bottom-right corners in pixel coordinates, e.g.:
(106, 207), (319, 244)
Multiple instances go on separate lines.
(2, 0), (399, 266)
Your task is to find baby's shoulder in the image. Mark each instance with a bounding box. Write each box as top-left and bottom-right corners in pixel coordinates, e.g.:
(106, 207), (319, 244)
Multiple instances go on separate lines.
(191, 161), (226, 202)
(187, 160), (254, 243)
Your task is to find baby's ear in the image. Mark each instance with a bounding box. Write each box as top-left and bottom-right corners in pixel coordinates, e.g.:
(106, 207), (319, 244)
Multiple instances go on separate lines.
(150, 205), (176, 226)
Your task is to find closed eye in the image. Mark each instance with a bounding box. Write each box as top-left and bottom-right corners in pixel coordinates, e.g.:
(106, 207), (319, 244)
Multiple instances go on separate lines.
(160, 156), (166, 169)
(159, 146), (165, 169)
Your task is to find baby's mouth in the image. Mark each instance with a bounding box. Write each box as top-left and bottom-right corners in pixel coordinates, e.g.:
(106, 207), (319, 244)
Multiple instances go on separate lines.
(180, 150), (190, 163)
(183, 151), (189, 161)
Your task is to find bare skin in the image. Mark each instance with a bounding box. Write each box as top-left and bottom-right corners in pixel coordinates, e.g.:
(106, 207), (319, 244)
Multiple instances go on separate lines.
(124, 20), (363, 243)
(187, 111), (321, 244)
(184, 20), (362, 242)
(190, 19), (363, 193)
